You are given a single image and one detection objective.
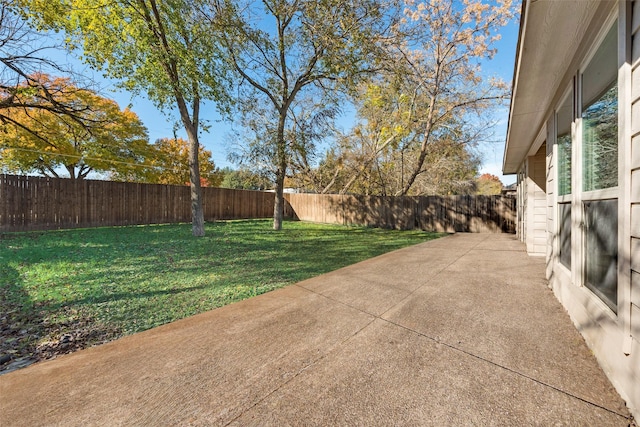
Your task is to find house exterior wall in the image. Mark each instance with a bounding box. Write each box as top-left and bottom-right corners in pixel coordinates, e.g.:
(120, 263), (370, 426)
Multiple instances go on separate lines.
(517, 144), (547, 255)
(516, 169), (524, 242)
(511, 1), (639, 416)
(546, 121), (556, 281)
(526, 144), (547, 256)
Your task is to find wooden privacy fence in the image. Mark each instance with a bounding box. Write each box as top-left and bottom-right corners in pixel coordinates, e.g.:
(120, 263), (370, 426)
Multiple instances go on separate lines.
(1, 174), (515, 233)
(284, 193), (516, 233)
(0, 174), (274, 232)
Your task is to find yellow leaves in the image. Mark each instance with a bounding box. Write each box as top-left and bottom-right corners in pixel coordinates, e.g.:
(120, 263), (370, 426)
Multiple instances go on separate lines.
(149, 137), (221, 187)
(364, 84), (385, 108)
(476, 173), (503, 195)
(1, 73), (151, 178)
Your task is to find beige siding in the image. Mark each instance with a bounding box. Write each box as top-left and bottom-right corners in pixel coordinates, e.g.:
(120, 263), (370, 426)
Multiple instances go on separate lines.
(632, 97), (640, 133)
(517, 168), (527, 243)
(633, 169), (640, 202)
(633, 239), (640, 341)
(546, 121), (556, 279)
(525, 144), (547, 255)
(633, 197), (640, 323)
(632, 239), (640, 274)
(633, 134), (640, 170)
(633, 303), (640, 344)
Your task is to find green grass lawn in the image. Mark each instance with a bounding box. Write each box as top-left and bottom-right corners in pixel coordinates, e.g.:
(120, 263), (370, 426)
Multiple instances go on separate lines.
(0, 219), (441, 368)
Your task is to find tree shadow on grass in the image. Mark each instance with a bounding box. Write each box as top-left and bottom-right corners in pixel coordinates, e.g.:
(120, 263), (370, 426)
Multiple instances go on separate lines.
(0, 263), (43, 372)
(50, 284), (212, 311)
(0, 262), (129, 374)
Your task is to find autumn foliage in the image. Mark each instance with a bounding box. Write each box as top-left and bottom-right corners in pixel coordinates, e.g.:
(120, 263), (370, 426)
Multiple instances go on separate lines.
(0, 73), (150, 180)
(475, 173), (504, 195)
(148, 137), (222, 187)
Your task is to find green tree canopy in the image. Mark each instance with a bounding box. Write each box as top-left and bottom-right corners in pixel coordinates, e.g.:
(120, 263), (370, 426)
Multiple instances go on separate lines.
(19, 0), (231, 236)
(220, 167), (272, 191)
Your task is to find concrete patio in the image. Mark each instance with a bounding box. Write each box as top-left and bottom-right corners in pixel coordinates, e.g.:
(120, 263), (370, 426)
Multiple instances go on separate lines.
(0, 233), (632, 425)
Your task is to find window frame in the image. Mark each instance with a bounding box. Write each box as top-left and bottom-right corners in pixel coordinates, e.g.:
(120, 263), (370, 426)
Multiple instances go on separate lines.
(554, 85), (574, 273)
(575, 15), (620, 315)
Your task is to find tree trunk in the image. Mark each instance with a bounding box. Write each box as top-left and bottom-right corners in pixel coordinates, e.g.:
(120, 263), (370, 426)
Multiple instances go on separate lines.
(172, 88), (205, 237)
(273, 111), (287, 230)
(399, 148), (428, 196)
(273, 166), (285, 231)
(185, 125), (205, 237)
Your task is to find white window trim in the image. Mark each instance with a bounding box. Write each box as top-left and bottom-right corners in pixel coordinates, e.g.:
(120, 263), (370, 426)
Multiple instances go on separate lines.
(576, 13), (620, 315)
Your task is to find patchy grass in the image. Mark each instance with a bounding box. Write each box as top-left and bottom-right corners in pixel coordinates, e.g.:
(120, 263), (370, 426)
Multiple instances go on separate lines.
(0, 219), (441, 370)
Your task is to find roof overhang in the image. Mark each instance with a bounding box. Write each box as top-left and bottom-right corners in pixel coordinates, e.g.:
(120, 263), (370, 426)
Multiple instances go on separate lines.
(503, 0), (613, 174)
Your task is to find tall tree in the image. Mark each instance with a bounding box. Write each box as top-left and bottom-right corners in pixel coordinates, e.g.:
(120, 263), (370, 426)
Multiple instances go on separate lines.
(0, 73), (150, 180)
(208, 0), (394, 230)
(290, 80), (481, 196)
(387, 0), (514, 195)
(20, 0), (229, 236)
(228, 96), (339, 194)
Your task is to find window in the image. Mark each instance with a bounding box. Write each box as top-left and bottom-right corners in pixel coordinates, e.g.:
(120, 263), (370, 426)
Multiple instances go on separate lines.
(557, 92), (573, 196)
(582, 82), (618, 191)
(584, 200), (618, 312)
(581, 23), (618, 192)
(580, 21), (618, 312)
(558, 134), (572, 196)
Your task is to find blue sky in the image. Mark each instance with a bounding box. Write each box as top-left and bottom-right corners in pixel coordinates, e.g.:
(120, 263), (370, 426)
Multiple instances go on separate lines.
(47, 7), (521, 186)
(475, 15), (520, 185)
